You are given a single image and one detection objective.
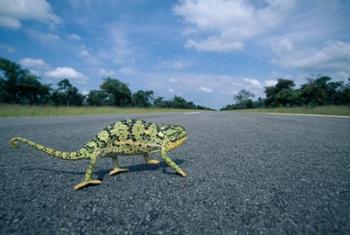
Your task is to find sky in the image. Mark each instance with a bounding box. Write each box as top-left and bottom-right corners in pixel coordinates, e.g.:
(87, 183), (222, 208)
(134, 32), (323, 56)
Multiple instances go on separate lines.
(0, 0), (349, 109)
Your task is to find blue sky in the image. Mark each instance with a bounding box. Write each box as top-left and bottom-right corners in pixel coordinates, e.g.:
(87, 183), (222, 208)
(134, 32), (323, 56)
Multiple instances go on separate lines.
(0, 0), (349, 109)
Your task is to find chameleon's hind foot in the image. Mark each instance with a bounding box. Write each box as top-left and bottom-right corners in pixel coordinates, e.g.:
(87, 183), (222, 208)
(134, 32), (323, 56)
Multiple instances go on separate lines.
(109, 168), (129, 176)
(177, 169), (187, 177)
(74, 179), (102, 190)
(146, 159), (160, 165)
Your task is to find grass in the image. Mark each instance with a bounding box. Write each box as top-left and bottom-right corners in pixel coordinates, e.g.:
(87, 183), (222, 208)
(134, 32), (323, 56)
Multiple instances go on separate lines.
(0, 104), (200, 117)
(234, 105), (350, 116)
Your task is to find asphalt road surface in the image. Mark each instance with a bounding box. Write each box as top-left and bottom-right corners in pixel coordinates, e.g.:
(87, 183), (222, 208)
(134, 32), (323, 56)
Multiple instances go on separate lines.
(0, 112), (349, 234)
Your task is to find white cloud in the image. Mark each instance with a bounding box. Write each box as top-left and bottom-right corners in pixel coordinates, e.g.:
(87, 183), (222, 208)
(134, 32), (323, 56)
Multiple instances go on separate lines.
(27, 29), (60, 45)
(156, 59), (191, 70)
(97, 68), (116, 77)
(19, 58), (47, 68)
(274, 38), (293, 53)
(68, 0), (95, 8)
(186, 38), (243, 52)
(67, 33), (81, 41)
(45, 67), (88, 82)
(77, 44), (101, 65)
(173, 60), (189, 70)
(168, 78), (179, 83)
(198, 86), (213, 93)
(273, 40), (350, 75)
(174, 0), (296, 52)
(168, 88), (175, 93)
(334, 71), (350, 81)
(119, 66), (136, 75)
(0, 0), (60, 29)
(0, 44), (16, 53)
(244, 78), (261, 88)
(0, 15), (21, 29)
(79, 48), (90, 57)
(99, 27), (135, 65)
(265, 80), (277, 87)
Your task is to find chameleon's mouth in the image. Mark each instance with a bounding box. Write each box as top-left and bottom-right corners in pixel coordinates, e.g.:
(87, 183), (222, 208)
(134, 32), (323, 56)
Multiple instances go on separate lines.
(167, 136), (187, 151)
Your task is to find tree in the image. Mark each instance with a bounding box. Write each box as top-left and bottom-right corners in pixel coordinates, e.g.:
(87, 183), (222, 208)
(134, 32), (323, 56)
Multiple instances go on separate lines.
(253, 97), (265, 108)
(51, 79), (84, 106)
(326, 81), (344, 105)
(170, 96), (190, 109)
(0, 57), (24, 103)
(87, 90), (108, 106)
(0, 57), (51, 104)
(132, 90), (154, 107)
(342, 78), (350, 105)
(153, 96), (166, 107)
(100, 77), (132, 106)
(17, 74), (51, 104)
(233, 89), (255, 108)
(234, 89), (254, 103)
(265, 79), (295, 107)
(300, 76), (331, 106)
(0, 77), (9, 103)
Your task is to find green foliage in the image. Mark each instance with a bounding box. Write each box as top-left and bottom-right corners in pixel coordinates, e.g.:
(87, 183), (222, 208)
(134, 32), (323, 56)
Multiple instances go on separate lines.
(221, 89), (258, 110)
(51, 79), (84, 106)
(0, 77), (10, 103)
(100, 77), (132, 106)
(0, 57), (51, 104)
(153, 96), (166, 108)
(234, 89), (254, 101)
(151, 95), (212, 110)
(299, 76), (347, 106)
(342, 79), (350, 105)
(132, 90), (154, 107)
(0, 57), (209, 110)
(222, 76), (350, 110)
(17, 74), (51, 105)
(87, 90), (108, 106)
(265, 79), (295, 107)
(236, 106), (350, 116)
(170, 96), (190, 109)
(234, 89), (255, 108)
(0, 57), (23, 103)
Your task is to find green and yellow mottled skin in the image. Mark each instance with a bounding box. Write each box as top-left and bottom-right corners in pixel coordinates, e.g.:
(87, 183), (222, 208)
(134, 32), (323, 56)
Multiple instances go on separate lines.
(10, 119), (187, 190)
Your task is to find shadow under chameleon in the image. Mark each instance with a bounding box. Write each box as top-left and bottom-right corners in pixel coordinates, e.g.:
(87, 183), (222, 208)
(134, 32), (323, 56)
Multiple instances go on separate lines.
(20, 159), (186, 180)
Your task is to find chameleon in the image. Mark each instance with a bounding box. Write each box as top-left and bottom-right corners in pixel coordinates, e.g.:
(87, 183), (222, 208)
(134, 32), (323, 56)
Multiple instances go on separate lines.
(9, 119), (188, 190)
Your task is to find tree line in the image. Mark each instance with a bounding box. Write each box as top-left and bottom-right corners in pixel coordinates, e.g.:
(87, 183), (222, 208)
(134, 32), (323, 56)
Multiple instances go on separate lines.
(221, 77), (350, 110)
(0, 57), (212, 110)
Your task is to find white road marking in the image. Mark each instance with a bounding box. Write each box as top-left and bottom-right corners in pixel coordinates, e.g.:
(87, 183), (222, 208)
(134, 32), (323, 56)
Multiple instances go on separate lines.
(183, 112), (202, 115)
(264, 112), (350, 119)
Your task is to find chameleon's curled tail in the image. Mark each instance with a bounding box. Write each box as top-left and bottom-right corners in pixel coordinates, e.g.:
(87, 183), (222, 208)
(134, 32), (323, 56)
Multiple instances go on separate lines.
(10, 137), (87, 160)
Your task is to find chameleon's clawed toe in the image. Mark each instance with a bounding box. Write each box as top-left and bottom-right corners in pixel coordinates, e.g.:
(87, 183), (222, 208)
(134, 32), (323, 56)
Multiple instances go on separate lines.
(146, 159), (160, 165)
(74, 179), (102, 190)
(177, 169), (187, 177)
(109, 168), (129, 176)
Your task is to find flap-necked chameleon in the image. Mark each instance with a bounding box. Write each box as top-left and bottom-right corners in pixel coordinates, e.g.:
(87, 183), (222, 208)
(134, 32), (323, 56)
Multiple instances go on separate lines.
(9, 119), (187, 190)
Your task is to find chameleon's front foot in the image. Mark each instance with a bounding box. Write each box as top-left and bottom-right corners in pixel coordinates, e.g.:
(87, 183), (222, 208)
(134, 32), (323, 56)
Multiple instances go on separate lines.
(74, 179), (102, 190)
(144, 154), (160, 165)
(109, 168), (129, 176)
(146, 159), (160, 165)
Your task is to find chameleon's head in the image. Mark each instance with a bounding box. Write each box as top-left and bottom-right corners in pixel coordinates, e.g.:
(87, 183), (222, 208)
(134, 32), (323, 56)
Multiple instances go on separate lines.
(161, 124), (187, 151)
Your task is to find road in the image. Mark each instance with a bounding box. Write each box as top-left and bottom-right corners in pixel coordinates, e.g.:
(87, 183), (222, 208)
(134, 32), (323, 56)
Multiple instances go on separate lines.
(0, 112), (349, 234)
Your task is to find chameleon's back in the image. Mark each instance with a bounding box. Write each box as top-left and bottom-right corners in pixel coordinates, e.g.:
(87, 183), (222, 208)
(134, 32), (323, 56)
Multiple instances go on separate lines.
(85, 119), (165, 155)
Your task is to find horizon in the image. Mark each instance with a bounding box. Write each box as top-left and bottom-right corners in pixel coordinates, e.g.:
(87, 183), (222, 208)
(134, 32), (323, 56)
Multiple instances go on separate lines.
(0, 0), (349, 109)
